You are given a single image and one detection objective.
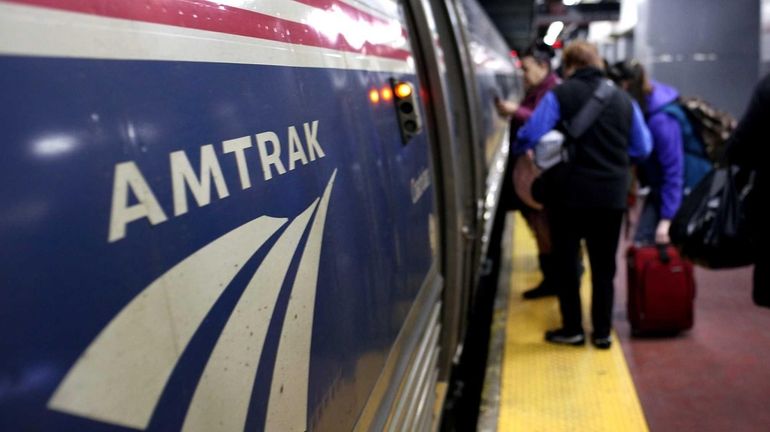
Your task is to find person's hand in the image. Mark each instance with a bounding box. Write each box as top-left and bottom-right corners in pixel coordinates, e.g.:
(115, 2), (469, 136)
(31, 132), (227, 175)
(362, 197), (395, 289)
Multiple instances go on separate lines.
(655, 219), (671, 244)
(525, 149), (535, 160)
(495, 98), (519, 117)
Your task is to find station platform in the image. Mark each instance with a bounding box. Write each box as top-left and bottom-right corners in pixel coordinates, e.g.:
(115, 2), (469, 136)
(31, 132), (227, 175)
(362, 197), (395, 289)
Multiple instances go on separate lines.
(478, 213), (770, 432)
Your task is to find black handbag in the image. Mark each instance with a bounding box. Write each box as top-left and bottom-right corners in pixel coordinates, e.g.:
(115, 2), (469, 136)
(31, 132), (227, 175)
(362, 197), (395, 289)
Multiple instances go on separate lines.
(669, 165), (756, 268)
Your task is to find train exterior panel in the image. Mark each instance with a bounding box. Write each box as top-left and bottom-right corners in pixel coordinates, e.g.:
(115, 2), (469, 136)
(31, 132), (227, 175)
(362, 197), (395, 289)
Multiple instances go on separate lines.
(0, 0), (518, 430)
(457, 0), (518, 169)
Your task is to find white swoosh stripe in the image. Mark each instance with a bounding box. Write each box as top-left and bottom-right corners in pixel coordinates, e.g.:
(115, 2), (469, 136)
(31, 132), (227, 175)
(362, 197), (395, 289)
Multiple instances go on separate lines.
(181, 197), (319, 432)
(47, 215), (287, 430)
(265, 169), (337, 431)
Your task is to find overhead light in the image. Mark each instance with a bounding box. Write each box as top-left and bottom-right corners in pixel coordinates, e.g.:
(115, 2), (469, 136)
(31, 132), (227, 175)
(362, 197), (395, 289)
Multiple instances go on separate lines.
(544, 21), (564, 46)
(563, 0), (581, 5)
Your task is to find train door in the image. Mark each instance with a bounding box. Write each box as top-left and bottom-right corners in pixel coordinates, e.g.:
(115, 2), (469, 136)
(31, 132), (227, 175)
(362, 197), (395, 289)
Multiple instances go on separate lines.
(445, 0), (520, 309)
(415, 0), (488, 378)
(403, 0), (521, 385)
(347, 0), (517, 426)
(348, 1), (446, 430)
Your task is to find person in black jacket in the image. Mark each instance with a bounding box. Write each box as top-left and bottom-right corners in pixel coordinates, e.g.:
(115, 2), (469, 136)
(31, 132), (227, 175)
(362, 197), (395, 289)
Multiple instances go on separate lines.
(514, 41), (652, 348)
(726, 73), (770, 308)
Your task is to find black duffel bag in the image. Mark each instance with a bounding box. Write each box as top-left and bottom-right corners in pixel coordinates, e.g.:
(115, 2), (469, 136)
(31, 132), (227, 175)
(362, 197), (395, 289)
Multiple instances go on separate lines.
(669, 165), (756, 268)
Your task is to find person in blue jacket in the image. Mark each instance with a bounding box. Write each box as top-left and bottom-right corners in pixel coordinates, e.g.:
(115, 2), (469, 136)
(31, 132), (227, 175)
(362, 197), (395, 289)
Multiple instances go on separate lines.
(513, 41), (651, 349)
(609, 60), (685, 245)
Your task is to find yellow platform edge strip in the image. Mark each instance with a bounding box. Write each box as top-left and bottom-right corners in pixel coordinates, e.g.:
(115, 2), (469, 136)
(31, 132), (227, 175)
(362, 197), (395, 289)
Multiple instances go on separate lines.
(498, 213), (649, 432)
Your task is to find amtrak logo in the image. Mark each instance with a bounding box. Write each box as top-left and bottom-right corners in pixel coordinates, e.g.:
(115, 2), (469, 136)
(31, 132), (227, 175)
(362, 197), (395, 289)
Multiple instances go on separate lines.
(48, 170), (338, 432)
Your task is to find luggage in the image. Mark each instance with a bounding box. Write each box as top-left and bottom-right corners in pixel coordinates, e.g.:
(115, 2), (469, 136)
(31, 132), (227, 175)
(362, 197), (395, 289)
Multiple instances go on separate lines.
(626, 245), (696, 335)
(670, 165), (756, 269)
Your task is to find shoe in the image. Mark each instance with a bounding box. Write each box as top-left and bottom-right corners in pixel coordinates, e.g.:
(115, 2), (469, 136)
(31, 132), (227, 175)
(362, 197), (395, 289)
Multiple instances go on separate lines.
(522, 283), (557, 299)
(591, 334), (612, 349)
(544, 328), (585, 346)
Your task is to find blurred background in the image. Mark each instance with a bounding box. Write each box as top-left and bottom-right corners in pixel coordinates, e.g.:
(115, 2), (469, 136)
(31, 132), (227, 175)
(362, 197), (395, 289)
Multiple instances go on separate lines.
(478, 0), (770, 116)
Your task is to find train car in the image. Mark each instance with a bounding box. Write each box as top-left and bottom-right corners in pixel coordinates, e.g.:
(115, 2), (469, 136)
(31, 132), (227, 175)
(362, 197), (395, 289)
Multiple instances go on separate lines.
(0, 0), (520, 430)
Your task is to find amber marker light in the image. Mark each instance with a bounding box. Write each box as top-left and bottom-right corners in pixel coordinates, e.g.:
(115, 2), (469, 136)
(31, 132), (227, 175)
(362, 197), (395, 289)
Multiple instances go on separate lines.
(394, 82), (413, 99)
(369, 88), (380, 104)
(381, 86), (393, 102)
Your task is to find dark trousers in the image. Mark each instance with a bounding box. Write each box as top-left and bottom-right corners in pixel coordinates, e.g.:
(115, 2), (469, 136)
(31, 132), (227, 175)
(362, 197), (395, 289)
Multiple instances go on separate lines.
(485, 156), (552, 290)
(548, 207), (624, 337)
(754, 261), (769, 307)
(753, 206), (770, 307)
(752, 173), (770, 307)
(634, 192), (660, 245)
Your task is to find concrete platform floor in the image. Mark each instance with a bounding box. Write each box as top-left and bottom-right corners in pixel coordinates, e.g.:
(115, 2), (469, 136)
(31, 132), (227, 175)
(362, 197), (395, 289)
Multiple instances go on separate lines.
(614, 260), (770, 432)
(481, 211), (770, 431)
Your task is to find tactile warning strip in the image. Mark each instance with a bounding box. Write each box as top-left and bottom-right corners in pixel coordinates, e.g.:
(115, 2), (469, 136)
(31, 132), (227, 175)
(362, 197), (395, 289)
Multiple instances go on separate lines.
(497, 213), (648, 432)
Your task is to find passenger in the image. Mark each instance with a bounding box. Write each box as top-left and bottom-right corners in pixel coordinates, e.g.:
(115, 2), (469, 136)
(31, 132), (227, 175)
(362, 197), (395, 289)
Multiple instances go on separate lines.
(513, 41), (652, 349)
(609, 60), (684, 245)
(495, 40), (560, 299)
(725, 73), (770, 308)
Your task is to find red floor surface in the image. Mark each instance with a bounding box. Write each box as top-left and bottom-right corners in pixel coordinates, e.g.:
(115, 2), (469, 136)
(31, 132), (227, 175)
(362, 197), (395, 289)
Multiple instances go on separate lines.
(614, 253), (770, 432)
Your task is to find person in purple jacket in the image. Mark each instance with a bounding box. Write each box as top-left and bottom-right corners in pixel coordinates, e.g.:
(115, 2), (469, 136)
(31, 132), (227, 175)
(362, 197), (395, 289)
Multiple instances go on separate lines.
(610, 60), (684, 245)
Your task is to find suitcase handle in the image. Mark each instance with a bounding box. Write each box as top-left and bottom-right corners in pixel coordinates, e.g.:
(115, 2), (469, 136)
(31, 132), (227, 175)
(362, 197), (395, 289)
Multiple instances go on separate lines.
(657, 244), (671, 264)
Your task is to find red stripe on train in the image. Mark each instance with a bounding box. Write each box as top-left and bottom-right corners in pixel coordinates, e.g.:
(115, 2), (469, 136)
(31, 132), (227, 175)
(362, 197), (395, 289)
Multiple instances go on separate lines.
(3, 0), (411, 61)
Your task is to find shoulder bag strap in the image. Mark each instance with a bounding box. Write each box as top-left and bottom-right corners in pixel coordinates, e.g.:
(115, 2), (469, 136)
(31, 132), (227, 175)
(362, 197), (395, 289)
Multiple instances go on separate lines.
(564, 79), (617, 139)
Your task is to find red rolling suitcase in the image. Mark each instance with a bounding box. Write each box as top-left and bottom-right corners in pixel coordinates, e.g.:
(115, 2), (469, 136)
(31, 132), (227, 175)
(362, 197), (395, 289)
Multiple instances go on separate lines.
(626, 245), (696, 335)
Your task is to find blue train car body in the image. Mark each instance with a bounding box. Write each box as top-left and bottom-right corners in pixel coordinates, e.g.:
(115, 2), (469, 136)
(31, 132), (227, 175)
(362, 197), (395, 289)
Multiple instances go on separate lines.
(0, 0), (519, 430)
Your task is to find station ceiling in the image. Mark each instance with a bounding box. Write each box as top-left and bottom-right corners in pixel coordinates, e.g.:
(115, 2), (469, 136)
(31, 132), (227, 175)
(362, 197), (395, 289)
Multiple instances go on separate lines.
(479, 0), (536, 51)
(478, 0), (621, 51)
